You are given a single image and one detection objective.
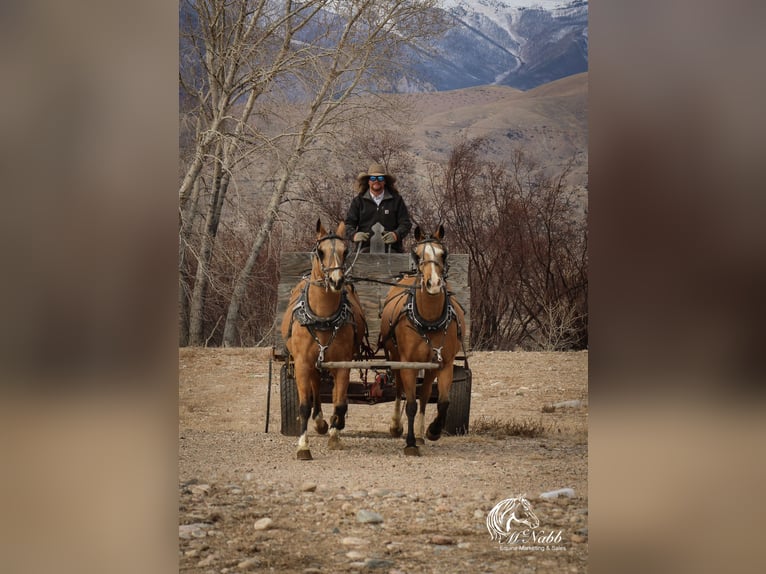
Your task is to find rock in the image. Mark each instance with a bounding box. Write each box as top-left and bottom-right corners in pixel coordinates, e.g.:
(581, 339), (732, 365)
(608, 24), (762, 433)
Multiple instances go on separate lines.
(301, 482), (317, 492)
(363, 558), (394, 569)
(341, 537), (368, 546)
(346, 550), (365, 560)
(189, 484), (211, 496)
(457, 542), (471, 549)
(552, 399), (584, 409)
(253, 517), (274, 531)
(571, 533), (587, 543)
(196, 553), (216, 567)
(429, 535), (455, 545)
(539, 488), (575, 499)
(237, 557), (261, 569)
(356, 509), (384, 524)
(369, 487), (390, 497)
(179, 523), (208, 539)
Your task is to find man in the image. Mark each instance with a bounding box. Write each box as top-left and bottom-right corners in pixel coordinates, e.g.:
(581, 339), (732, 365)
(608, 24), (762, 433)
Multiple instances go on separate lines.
(344, 163), (412, 253)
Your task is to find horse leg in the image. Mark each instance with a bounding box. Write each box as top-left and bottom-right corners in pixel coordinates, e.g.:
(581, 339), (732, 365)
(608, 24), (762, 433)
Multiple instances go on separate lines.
(294, 363), (316, 460)
(389, 371), (404, 438)
(313, 378), (328, 435)
(415, 372), (435, 445)
(426, 364), (453, 441)
(401, 370), (420, 456)
(328, 368), (350, 450)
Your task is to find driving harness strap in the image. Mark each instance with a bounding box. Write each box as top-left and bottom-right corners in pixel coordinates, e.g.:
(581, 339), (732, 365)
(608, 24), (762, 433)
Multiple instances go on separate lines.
(287, 280), (357, 368)
(380, 287), (464, 366)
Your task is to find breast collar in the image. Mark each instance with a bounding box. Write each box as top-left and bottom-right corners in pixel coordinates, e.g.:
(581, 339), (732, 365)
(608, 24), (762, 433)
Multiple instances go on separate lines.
(404, 289), (456, 333)
(292, 281), (353, 331)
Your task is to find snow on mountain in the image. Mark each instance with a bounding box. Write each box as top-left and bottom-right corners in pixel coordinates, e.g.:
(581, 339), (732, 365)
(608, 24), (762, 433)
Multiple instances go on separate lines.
(400, 0), (588, 92)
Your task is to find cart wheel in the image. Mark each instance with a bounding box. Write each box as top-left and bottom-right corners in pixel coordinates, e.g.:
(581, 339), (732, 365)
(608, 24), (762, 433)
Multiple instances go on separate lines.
(444, 366), (472, 435)
(280, 364), (301, 436)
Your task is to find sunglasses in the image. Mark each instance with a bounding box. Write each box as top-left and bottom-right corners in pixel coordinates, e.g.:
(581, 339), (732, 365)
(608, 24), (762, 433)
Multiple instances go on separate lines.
(369, 175), (385, 182)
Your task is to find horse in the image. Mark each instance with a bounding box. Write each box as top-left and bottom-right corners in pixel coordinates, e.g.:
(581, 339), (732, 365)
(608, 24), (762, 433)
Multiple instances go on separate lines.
(280, 219), (367, 460)
(379, 224), (465, 456)
(486, 496), (540, 542)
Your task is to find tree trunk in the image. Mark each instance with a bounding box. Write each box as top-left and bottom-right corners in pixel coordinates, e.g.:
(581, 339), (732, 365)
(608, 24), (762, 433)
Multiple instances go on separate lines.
(179, 173), (202, 346)
(188, 149), (230, 345)
(179, 272), (191, 346)
(222, 158), (299, 346)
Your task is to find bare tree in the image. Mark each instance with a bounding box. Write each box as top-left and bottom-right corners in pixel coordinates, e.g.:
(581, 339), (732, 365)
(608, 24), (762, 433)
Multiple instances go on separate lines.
(178, 0), (449, 346)
(437, 139), (587, 350)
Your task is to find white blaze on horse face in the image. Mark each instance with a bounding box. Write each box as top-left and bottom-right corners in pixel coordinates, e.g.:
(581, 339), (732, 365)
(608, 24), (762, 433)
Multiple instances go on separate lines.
(321, 239), (346, 292)
(422, 243), (444, 295)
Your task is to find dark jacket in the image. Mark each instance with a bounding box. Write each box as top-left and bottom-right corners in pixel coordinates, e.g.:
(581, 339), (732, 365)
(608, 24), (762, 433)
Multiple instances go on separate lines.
(344, 189), (412, 253)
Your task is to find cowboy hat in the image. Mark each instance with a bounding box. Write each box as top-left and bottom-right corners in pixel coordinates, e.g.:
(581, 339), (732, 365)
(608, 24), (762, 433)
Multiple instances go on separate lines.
(356, 162), (397, 186)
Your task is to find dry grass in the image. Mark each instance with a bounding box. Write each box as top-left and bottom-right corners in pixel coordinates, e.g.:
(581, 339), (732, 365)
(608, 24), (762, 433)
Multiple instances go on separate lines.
(470, 414), (547, 438)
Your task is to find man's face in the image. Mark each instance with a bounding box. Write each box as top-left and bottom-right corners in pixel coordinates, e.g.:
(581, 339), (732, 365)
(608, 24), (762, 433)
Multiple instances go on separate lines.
(368, 175), (385, 195)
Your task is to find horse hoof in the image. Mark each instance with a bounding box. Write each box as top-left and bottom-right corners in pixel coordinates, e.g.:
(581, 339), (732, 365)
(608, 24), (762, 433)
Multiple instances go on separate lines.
(426, 430), (441, 441)
(416, 437), (425, 446)
(297, 449), (313, 461)
(389, 426), (403, 438)
(404, 446), (421, 457)
(315, 419), (329, 435)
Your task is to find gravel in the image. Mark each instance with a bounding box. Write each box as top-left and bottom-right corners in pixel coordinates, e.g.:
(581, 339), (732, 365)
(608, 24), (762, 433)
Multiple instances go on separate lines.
(179, 348), (588, 572)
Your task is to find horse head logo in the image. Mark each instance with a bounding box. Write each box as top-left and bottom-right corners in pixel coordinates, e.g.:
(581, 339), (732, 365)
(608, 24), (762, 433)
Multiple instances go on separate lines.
(486, 495), (540, 542)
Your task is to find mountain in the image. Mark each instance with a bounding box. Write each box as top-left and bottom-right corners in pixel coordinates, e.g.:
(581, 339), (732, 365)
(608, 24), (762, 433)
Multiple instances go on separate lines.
(401, 0), (588, 92)
(402, 71), (588, 188)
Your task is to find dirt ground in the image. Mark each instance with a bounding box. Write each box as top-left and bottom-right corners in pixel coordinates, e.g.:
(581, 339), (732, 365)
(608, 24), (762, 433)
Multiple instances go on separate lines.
(179, 348), (588, 573)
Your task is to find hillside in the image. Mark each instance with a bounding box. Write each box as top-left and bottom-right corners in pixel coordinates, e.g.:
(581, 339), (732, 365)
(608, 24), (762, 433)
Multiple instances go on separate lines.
(404, 72), (588, 187)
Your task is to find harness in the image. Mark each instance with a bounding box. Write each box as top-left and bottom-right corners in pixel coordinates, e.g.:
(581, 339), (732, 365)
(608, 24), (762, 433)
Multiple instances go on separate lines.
(288, 279), (357, 368)
(380, 283), (464, 366)
(404, 289), (456, 334)
(378, 236), (465, 366)
(284, 232), (362, 369)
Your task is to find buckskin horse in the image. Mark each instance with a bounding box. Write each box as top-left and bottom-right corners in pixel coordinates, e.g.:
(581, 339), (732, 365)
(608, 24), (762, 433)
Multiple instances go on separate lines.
(281, 220), (367, 460)
(379, 225), (465, 456)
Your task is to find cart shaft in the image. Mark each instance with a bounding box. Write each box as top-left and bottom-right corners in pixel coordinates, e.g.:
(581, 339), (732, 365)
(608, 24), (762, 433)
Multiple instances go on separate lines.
(319, 360), (440, 370)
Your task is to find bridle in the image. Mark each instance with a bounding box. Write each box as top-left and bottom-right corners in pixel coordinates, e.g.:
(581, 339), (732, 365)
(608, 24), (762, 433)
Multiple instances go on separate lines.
(311, 233), (347, 286)
(410, 237), (450, 279)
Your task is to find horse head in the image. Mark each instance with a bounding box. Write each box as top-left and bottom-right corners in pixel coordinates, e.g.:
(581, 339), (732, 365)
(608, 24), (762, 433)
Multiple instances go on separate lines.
(313, 219), (348, 292)
(412, 224), (448, 295)
(507, 496), (540, 529)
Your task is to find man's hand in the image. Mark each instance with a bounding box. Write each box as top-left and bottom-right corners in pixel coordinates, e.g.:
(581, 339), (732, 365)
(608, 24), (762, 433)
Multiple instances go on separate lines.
(353, 232), (370, 243)
(382, 231), (398, 244)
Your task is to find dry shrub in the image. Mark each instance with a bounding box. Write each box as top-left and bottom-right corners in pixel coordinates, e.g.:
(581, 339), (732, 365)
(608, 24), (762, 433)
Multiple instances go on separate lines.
(470, 415), (546, 438)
